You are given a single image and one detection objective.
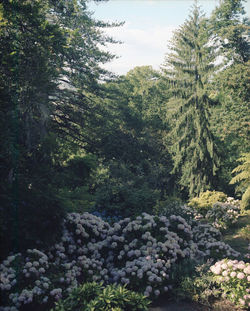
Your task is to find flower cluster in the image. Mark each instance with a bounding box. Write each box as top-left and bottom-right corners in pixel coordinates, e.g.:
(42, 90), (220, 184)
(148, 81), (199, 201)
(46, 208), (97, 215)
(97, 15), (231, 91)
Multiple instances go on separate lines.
(0, 250), (52, 311)
(0, 254), (20, 292)
(210, 259), (250, 308)
(192, 223), (239, 259)
(47, 213), (110, 290)
(0, 213), (109, 311)
(205, 197), (241, 230)
(188, 195), (241, 230)
(101, 213), (197, 298)
(0, 212), (240, 310)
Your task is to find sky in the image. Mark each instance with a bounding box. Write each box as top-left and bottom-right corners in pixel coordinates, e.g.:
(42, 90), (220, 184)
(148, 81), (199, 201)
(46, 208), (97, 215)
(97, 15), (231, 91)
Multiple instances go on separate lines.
(87, 0), (250, 75)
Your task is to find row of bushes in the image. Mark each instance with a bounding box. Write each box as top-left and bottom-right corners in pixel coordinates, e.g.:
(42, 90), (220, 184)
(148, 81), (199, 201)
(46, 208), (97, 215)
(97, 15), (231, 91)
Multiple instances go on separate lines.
(0, 209), (242, 310)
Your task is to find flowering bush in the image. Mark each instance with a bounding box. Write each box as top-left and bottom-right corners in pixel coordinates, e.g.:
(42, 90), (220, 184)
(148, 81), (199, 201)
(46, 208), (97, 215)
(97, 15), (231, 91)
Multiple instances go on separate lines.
(210, 259), (250, 309)
(192, 223), (239, 259)
(0, 212), (240, 310)
(205, 197), (241, 230)
(101, 213), (198, 299)
(189, 192), (241, 230)
(188, 191), (228, 215)
(159, 204), (240, 259)
(0, 213), (110, 311)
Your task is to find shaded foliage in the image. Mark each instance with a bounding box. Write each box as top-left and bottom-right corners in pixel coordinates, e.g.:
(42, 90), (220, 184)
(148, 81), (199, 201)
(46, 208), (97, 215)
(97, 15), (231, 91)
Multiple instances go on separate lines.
(0, 0), (118, 258)
(0, 0), (249, 260)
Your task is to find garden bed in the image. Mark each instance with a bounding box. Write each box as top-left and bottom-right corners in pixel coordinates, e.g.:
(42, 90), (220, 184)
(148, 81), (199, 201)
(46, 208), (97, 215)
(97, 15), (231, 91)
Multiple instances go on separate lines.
(0, 208), (249, 310)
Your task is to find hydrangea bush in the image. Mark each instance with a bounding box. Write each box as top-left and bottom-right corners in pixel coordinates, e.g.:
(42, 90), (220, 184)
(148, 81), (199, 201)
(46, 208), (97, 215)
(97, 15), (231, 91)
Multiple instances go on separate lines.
(205, 197), (241, 230)
(0, 213), (110, 311)
(210, 259), (250, 308)
(0, 212), (240, 310)
(192, 223), (239, 259)
(188, 192), (241, 230)
(100, 213), (197, 298)
(158, 204), (240, 258)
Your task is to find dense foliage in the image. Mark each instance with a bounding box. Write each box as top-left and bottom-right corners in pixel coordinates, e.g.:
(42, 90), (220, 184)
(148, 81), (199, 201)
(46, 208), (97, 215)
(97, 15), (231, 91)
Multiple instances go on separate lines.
(0, 0), (249, 309)
(188, 191), (241, 230)
(0, 211), (240, 310)
(52, 282), (150, 311)
(162, 4), (220, 197)
(188, 190), (228, 215)
(0, 0), (118, 258)
(230, 153), (250, 210)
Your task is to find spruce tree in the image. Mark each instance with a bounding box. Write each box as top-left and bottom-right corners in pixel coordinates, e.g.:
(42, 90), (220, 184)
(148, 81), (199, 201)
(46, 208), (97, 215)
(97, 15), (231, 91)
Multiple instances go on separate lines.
(162, 3), (220, 197)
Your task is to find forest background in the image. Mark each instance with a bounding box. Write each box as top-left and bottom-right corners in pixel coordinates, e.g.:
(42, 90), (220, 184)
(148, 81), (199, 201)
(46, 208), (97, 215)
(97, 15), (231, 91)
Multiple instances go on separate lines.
(0, 0), (249, 260)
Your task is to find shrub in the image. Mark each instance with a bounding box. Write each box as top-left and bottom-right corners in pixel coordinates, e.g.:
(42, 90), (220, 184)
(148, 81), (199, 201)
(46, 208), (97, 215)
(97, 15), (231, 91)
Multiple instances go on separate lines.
(205, 197), (241, 230)
(189, 192), (241, 230)
(0, 212), (240, 310)
(174, 261), (220, 305)
(153, 199), (198, 226)
(210, 259), (250, 309)
(192, 223), (239, 259)
(152, 197), (184, 216)
(52, 282), (150, 311)
(0, 213), (110, 311)
(0, 250), (54, 311)
(188, 191), (227, 215)
(101, 213), (197, 299)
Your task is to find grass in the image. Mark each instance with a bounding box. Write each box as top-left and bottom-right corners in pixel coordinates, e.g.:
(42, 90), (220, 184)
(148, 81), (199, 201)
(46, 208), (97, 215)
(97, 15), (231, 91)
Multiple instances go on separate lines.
(222, 209), (250, 256)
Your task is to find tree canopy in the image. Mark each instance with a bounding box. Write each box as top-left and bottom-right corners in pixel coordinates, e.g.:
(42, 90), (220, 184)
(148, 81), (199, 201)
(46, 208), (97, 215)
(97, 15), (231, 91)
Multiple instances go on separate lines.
(0, 0), (249, 258)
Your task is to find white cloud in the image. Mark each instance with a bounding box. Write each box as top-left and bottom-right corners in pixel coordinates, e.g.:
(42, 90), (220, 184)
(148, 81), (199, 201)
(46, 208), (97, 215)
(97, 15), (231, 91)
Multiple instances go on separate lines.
(101, 23), (176, 75)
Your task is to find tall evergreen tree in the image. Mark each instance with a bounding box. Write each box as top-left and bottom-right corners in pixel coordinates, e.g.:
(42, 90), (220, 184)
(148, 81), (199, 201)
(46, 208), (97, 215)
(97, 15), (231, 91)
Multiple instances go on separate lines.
(162, 3), (220, 197)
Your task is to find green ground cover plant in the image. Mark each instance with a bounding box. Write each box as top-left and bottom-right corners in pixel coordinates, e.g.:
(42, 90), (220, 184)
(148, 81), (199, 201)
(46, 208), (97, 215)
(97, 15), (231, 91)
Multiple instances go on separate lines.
(52, 282), (150, 311)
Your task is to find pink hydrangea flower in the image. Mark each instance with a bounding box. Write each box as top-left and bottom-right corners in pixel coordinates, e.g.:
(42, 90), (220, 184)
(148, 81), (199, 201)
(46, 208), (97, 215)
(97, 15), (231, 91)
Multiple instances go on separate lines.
(237, 272), (245, 279)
